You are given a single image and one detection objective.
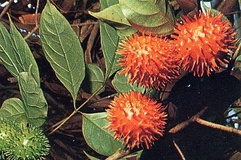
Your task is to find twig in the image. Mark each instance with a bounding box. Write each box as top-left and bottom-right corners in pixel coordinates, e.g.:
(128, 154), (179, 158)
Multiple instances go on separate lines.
(169, 107), (208, 134)
(194, 117), (241, 136)
(0, 0), (13, 19)
(24, 0), (40, 39)
(105, 148), (130, 160)
(71, 21), (99, 27)
(173, 140), (186, 160)
(47, 84), (104, 134)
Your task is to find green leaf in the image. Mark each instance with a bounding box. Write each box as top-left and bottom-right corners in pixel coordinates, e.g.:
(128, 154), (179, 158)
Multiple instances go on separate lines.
(82, 112), (124, 156)
(120, 0), (174, 35)
(9, 17), (40, 85)
(121, 6), (169, 27)
(84, 64), (105, 94)
(112, 71), (145, 93)
(116, 25), (137, 38)
(119, 0), (161, 15)
(83, 151), (100, 160)
(40, 1), (85, 104)
(0, 98), (27, 124)
(98, 0), (121, 78)
(89, 4), (130, 26)
(0, 17), (40, 83)
(100, 0), (119, 9)
(0, 23), (20, 78)
(18, 68), (48, 127)
(100, 22), (121, 78)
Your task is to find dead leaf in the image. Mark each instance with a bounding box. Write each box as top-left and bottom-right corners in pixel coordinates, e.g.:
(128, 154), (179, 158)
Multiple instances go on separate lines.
(18, 13), (41, 24)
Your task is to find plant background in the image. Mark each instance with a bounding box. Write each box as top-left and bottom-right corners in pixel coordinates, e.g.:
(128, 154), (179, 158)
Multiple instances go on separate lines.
(0, 0), (241, 159)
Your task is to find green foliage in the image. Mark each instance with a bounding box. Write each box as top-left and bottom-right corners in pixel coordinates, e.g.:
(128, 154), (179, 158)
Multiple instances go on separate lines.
(89, 4), (130, 26)
(0, 16), (47, 127)
(0, 120), (50, 160)
(18, 68), (48, 127)
(112, 71), (145, 93)
(90, 0), (174, 36)
(1, 0), (239, 159)
(83, 151), (100, 160)
(0, 98), (27, 124)
(0, 23), (16, 76)
(0, 17), (40, 83)
(40, 1), (85, 105)
(100, 0), (119, 9)
(100, 22), (121, 78)
(119, 0), (174, 35)
(9, 17), (40, 84)
(85, 64), (105, 94)
(82, 112), (124, 156)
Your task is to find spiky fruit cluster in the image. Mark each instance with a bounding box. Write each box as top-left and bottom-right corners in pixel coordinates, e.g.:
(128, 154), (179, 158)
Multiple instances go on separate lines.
(173, 11), (236, 77)
(117, 33), (180, 89)
(106, 91), (167, 149)
(0, 119), (50, 160)
(0, 120), (21, 157)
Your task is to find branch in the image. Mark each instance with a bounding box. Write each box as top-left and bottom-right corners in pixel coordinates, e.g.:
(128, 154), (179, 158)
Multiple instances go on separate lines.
(47, 84), (105, 134)
(0, 0), (13, 19)
(173, 140), (186, 160)
(169, 107), (208, 134)
(24, 0), (40, 39)
(169, 105), (241, 136)
(194, 117), (241, 135)
(105, 148), (130, 160)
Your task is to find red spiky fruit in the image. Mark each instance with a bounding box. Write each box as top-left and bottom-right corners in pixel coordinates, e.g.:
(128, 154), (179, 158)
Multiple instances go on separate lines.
(106, 91), (167, 149)
(117, 33), (180, 89)
(173, 11), (236, 77)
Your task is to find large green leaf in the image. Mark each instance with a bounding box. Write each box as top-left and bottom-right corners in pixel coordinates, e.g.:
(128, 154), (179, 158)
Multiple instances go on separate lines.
(120, 0), (174, 35)
(121, 5), (170, 27)
(40, 1), (85, 103)
(89, 4), (130, 26)
(18, 68), (48, 127)
(98, 0), (121, 78)
(84, 64), (105, 94)
(100, 22), (121, 78)
(0, 17), (40, 83)
(9, 17), (40, 85)
(90, 0), (137, 38)
(82, 112), (124, 156)
(0, 98), (27, 124)
(100, 0), (119, 9)
(119, 0), (162, 16)
(116, 25), (137, 38)
(112, 71), (145, 93)
(0, 23), (20, 78)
